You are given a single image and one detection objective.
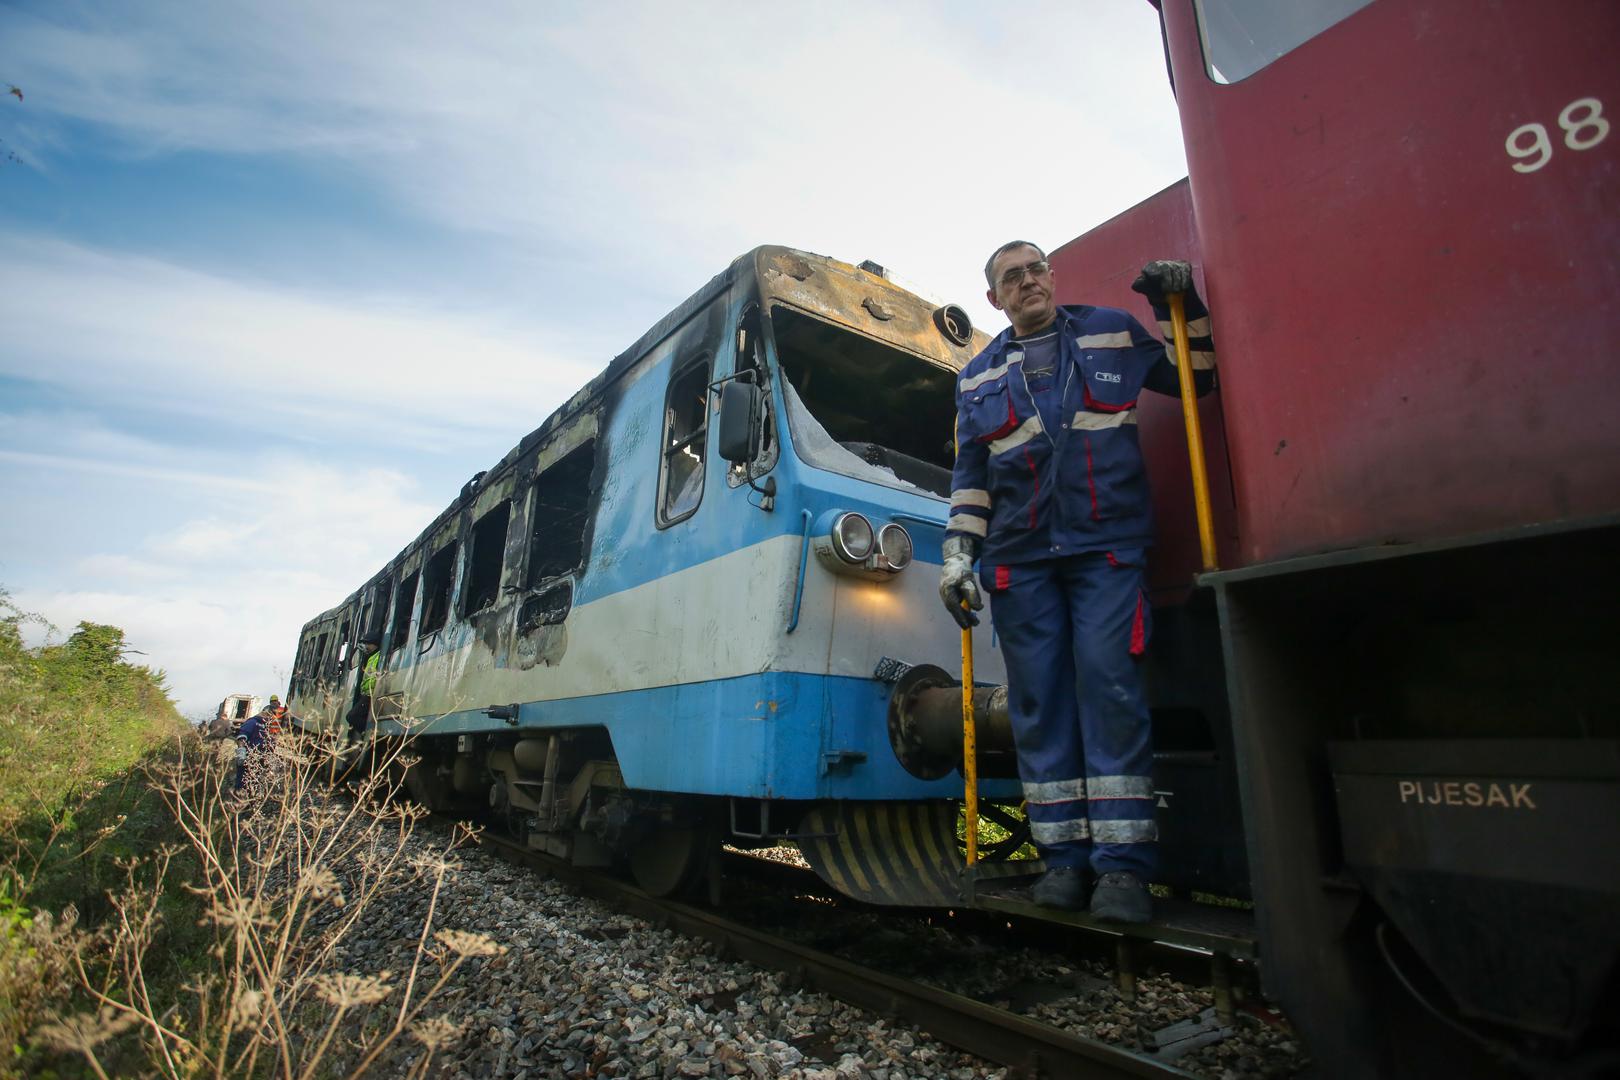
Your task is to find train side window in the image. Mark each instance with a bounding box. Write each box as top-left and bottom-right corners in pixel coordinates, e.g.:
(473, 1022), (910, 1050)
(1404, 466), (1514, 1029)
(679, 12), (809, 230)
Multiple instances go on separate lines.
(1192, 0), (1372, 84)
(419, 543), (457, 638)
(462, 501), (511, 616)
(528, 440), (596, 586)
(387, 571), (419, 654)
(365, 580), (390, 642)
(314, 632), (329, 678)
(335, 619), (351, 671)
(658, 355), (712, 526)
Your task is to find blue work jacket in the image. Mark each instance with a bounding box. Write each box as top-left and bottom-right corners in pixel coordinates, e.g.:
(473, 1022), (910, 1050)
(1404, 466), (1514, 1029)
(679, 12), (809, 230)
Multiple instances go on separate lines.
(947, 300), (1215, 566)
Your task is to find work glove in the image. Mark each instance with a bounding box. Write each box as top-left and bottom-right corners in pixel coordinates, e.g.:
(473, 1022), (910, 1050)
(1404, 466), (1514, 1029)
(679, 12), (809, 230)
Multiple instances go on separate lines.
(1130, 259), (1194, 303)
(939, 534), (984, 630)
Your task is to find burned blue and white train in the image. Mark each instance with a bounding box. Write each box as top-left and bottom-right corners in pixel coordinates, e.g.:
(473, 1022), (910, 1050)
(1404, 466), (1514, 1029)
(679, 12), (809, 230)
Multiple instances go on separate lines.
(286, 246), (1051, 896)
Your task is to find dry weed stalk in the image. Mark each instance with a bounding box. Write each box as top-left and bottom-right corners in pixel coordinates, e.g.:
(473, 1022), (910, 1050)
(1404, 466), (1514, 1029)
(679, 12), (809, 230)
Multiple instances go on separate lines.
(45, 705), (484, 1079)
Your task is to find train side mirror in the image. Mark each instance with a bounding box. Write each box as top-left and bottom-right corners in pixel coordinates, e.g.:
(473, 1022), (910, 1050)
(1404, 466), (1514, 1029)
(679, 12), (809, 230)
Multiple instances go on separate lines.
(717, 377), (762, 464)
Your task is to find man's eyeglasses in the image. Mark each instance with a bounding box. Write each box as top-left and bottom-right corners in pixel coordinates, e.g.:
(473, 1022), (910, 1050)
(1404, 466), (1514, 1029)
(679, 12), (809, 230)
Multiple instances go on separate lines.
(997, 260), (1050, 289)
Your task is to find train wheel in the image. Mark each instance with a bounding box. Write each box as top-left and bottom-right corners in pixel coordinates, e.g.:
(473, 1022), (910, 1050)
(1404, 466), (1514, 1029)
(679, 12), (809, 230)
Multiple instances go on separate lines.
(629, 825), (714, 898)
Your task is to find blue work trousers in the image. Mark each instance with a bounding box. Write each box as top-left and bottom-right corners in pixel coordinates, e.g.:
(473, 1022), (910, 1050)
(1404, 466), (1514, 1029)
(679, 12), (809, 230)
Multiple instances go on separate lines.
(985, 550), (1157, 877)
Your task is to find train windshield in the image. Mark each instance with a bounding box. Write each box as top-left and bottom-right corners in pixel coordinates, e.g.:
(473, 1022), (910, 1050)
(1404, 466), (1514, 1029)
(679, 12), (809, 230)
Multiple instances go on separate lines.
(1193, 0), (1372, 84)
(769, 304), (956, 498)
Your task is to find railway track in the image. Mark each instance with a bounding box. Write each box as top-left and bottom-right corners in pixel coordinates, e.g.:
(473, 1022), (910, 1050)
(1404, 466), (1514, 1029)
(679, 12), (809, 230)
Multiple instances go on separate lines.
(721, 847), (1261, 1025)
(470, 828), (1210, 1080)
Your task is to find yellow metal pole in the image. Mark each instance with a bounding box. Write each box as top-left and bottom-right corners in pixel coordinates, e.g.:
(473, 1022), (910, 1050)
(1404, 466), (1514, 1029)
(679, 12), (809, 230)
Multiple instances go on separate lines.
(961, 617), (979, 868)
(951, 413), (981, 870)
(1169, 292), (1219, 572)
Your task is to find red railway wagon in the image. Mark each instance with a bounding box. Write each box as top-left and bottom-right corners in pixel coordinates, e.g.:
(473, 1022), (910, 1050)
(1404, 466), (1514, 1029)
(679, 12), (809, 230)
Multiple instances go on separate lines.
(1052, 2), (1619, 1075)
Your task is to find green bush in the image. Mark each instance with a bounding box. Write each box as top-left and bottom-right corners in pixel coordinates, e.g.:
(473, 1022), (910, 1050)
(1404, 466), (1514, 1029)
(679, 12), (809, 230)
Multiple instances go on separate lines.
(0, 591), (189, 1079)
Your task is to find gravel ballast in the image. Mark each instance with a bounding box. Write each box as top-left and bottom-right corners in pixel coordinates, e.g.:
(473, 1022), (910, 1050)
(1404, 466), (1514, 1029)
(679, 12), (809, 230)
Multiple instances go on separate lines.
(325, 829), (1308, 1079)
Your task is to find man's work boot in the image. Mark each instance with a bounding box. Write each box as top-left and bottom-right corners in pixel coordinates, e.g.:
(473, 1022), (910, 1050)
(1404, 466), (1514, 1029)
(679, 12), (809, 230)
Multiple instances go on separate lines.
(1030, 866), (1087, 910)
(1089, 871), (1152, 924)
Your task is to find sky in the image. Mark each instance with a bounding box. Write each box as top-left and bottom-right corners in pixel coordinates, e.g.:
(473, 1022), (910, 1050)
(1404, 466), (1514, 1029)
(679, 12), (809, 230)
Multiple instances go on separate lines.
(0, 1), (1189, 717)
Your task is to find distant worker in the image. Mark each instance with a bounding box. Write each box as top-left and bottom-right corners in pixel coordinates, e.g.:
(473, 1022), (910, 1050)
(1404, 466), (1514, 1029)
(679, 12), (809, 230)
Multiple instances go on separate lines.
(345, 637), (381, 744)
(266, 695), (286, 741)
(234, 704), (274, 792)
(940, 242), (1216, 922)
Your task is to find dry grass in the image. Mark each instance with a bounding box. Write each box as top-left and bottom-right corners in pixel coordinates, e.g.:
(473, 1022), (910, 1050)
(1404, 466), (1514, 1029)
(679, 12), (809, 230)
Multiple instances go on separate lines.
(0, 594), (496, 1078)
(8, 725), (491, 1080)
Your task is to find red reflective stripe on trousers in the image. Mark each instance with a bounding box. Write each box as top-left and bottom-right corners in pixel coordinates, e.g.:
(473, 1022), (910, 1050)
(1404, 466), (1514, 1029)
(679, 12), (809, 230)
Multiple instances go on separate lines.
(1130, 591), (1146, 657)
(995, 565), (1011, 591)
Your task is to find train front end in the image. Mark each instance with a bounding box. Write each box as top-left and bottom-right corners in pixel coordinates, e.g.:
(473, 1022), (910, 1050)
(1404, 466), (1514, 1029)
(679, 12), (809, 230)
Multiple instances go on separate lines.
(718, 249), (1032, 904)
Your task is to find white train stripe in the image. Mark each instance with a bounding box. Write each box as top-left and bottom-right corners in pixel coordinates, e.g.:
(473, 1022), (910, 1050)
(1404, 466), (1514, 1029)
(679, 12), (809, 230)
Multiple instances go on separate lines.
(383, 532), (1008, 719)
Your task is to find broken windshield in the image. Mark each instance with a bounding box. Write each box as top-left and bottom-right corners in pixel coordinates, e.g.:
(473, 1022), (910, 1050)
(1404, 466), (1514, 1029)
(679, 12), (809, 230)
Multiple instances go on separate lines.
(769, 304), (957, 498)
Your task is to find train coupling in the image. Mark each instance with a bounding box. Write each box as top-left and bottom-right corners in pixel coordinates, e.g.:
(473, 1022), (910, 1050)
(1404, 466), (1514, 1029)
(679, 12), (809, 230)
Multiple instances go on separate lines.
(886, 663), (1016, 780)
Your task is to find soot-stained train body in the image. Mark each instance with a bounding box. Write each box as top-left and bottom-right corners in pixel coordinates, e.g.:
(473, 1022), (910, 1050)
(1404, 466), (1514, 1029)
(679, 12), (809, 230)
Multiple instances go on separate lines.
(287, 246), (1040, 898)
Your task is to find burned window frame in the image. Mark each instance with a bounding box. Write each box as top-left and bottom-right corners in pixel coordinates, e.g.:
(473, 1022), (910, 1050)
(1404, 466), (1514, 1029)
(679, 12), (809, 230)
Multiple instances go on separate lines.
(418, 542), (458, 642)
(364, 578), (391, 643)
(727, 304), (778, 489)
(527, 439), (597, 588)
(768, 302), (957, 498)
(386, 571), (420, 656)
(334, 617), (353, 674)
(461, 500), (512, 618)
(312, 630), (332, 683)
(656, 353), (713, 528)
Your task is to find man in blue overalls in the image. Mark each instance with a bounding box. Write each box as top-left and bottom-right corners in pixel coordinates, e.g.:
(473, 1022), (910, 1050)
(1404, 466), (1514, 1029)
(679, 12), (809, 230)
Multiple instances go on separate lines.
(940, 241), (1216, 921)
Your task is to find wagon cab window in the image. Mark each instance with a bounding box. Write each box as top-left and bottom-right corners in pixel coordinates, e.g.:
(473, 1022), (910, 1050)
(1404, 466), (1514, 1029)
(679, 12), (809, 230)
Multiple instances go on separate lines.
(659, 356), (711, 525)
(387, 571), (418, 654)
(528, 440), (596, 586)
(770, 304), (956, 498)
(1193, 0), (1372, 84)
(462, 500), (511, 616)
(419, 542), (457, 638)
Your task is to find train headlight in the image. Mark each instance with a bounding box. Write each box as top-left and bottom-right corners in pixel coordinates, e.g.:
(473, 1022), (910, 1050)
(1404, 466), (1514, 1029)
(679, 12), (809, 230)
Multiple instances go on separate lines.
(831, 512), (875, 563)
(877, 523), (912, 571)
(813, 511), (910, 580)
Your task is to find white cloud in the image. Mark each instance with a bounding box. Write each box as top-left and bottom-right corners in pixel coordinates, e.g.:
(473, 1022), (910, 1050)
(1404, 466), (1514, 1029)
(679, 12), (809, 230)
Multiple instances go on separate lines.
(0, 232), (601, 446)
(4, 1), (1188, 332)
(7, 427), (443, 714)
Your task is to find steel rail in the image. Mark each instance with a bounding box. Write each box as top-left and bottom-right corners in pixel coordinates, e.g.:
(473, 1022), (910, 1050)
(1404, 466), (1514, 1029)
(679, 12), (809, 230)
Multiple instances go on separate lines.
(719, 850), (1260, 1004)
(473, 830), (1195, 1080)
